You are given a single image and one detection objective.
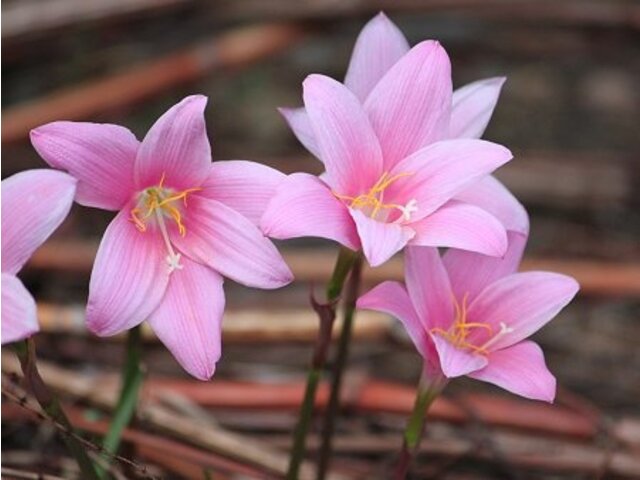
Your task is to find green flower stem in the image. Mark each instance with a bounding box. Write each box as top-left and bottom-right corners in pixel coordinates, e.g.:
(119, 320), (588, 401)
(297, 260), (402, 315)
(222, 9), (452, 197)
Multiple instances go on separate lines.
(286, 247), (359, 480)
(316, 254), (363, 480)
(15, 338), (100, 480)
(98, 325), (144, 477)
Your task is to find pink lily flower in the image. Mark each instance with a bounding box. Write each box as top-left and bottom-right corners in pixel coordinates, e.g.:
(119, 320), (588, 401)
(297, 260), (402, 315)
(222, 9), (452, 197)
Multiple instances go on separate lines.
(2, 170), (76, 344)
(30, 95), (293, 380)
(358, 236), (579, 402)
(262, 15), (517, 267)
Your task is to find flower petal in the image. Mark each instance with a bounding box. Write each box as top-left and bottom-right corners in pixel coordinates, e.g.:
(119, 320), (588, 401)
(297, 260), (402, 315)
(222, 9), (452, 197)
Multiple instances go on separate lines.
(30, 121), (138, 210)
(172, 196), (293, 289)
(303, 74), (383, 196)
(357, 281), (428, 357)
(344, 12), (410, 101)
(87, 210), (170, 336)
(404, 247), (453, 332)
(443, 231), (528, 304)
(198, 160), (286, 226)
(135, 95), (211, 190)
(469, 341), (556, 402)
(466, 272), (580, 350)
(431, 334), (488, 378)
(410, 200), (507, 257)
(148, 257), (224, 381)
(450, 77), (506, 139)
(1, 273), (38, 344)
(1, 170), (76, 274)
(350, 209), (415, 267)
(386, 139), (513, 221)
(278, 107), (321, 159)
(454, 175), (529, 235)
(364, 40), (452, 170)
(260, 173), (360, 250)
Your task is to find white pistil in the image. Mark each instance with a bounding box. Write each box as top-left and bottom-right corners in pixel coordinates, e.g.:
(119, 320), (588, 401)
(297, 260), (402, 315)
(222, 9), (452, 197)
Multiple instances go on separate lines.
(394, 199), (418, 223)
(480, 322), (514, 351)
(154, 208), (183, 273)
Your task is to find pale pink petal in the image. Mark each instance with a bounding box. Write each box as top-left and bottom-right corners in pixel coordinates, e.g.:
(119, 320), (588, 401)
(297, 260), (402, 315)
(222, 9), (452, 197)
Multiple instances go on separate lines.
(364, 40), (452, 170)
(450, 77), (506, 139)
(444, 231), (528, 304)
(466, 272), (580, 350)
(171, 196), (292, 289)
(135, 95), (211, 190)
(350, 209), (415, 267)
(454, 175), (529, 235)
(303, 74), (383, 196)
(198, 160), (286, 226)
(87, 210), (170, 336)
(410, 201), (507, 257)
(30, 122), (138, 210)
(1, 170), (76, 274)
(404, 246), (453, 331)
(469, 341), (556, 402)
(386, 139), (513, 220)
(431, 334), (488, 378)
(344, 12), (410, 101)
(148, 257), (224, 381)
(1, 273), (38, 344)
(278, 107), (321, 159)
(260, 173), (360, 250)
(357, 281), (428, 357)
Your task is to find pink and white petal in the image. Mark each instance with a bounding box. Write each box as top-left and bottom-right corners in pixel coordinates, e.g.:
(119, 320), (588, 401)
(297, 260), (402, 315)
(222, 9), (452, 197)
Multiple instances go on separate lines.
(466, 272), (580, 350)
(469, 341), (556, 402)
(386, 139), (513, 221)
(86, 210), (170, 336)
(172, 196), (293, 289)
(410, 201), (507, 257)
(450, 77), (506, 139)
(364, 40), (452, 170)
(444, 231), (528, 304)
(199, 160), (286, 226)
(350, 209), (415, 267)
(148, 257), (224, 381)
(431, 334), (488, 378)
(135, 95), (211, 190)
(1, 273), (38, 344)
(344, 12), (410, 102)
(1, 170), (76, 274)
(454, 175), (529, 235)
(30, 122), (138, 210)
(357, 281), (428, 357)
(303, 74), (383, 196)
(278, 107), (321, 159)
(404, 246), (453, 331)
(260, 173), (360, 250)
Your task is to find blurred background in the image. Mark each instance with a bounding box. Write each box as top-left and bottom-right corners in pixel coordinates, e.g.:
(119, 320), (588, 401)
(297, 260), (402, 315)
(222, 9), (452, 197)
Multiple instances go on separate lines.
(2, 1), (640, 479)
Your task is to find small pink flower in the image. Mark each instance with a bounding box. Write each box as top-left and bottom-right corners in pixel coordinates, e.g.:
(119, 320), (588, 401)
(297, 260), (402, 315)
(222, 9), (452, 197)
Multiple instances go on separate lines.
(358, 234), (579, 402)
(2, 170), (77, 344)
(31, 95), (293, 380)
(262, 14), (519, 266)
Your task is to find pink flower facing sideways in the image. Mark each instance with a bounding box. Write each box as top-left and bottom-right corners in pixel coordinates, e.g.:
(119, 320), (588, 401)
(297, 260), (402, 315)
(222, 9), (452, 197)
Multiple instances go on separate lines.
(2, 170), (76, 344)
(262, 13), (526, 267)
(31, 96), (293, 380)
(358, 235), (579, 402)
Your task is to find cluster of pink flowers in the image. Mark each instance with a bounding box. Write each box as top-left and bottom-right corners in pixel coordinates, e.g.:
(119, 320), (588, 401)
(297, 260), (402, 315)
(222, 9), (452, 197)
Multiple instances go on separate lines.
(2, 13), (578, 402)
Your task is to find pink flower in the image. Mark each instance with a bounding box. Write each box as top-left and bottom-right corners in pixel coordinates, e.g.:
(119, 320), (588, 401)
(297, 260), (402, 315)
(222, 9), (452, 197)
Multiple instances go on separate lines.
(358, 235), (579, 402)
(262, 14), (519, 267)
(2, 170), (76, 344)
(31, 95), (293, 380)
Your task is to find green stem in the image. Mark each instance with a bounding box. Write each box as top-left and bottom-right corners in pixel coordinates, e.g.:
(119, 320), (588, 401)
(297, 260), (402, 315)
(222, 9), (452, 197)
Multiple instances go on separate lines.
(15, 338), (100, 480)
(316, 254), (363, 480)
(286, 247), (359, 480)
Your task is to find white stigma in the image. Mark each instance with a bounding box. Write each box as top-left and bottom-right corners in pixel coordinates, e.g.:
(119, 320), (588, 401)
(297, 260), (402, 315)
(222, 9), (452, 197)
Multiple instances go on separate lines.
(481, 322), (514, 351)
(395, 199), (418, 222)
(166, 253), (183, 273)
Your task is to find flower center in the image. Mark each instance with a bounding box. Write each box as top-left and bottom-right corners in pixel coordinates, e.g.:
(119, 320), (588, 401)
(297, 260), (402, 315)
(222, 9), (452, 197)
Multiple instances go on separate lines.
(129, 173), (201, 272)
(333, 172), (418, 222)
(431, 293), (514, 356)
